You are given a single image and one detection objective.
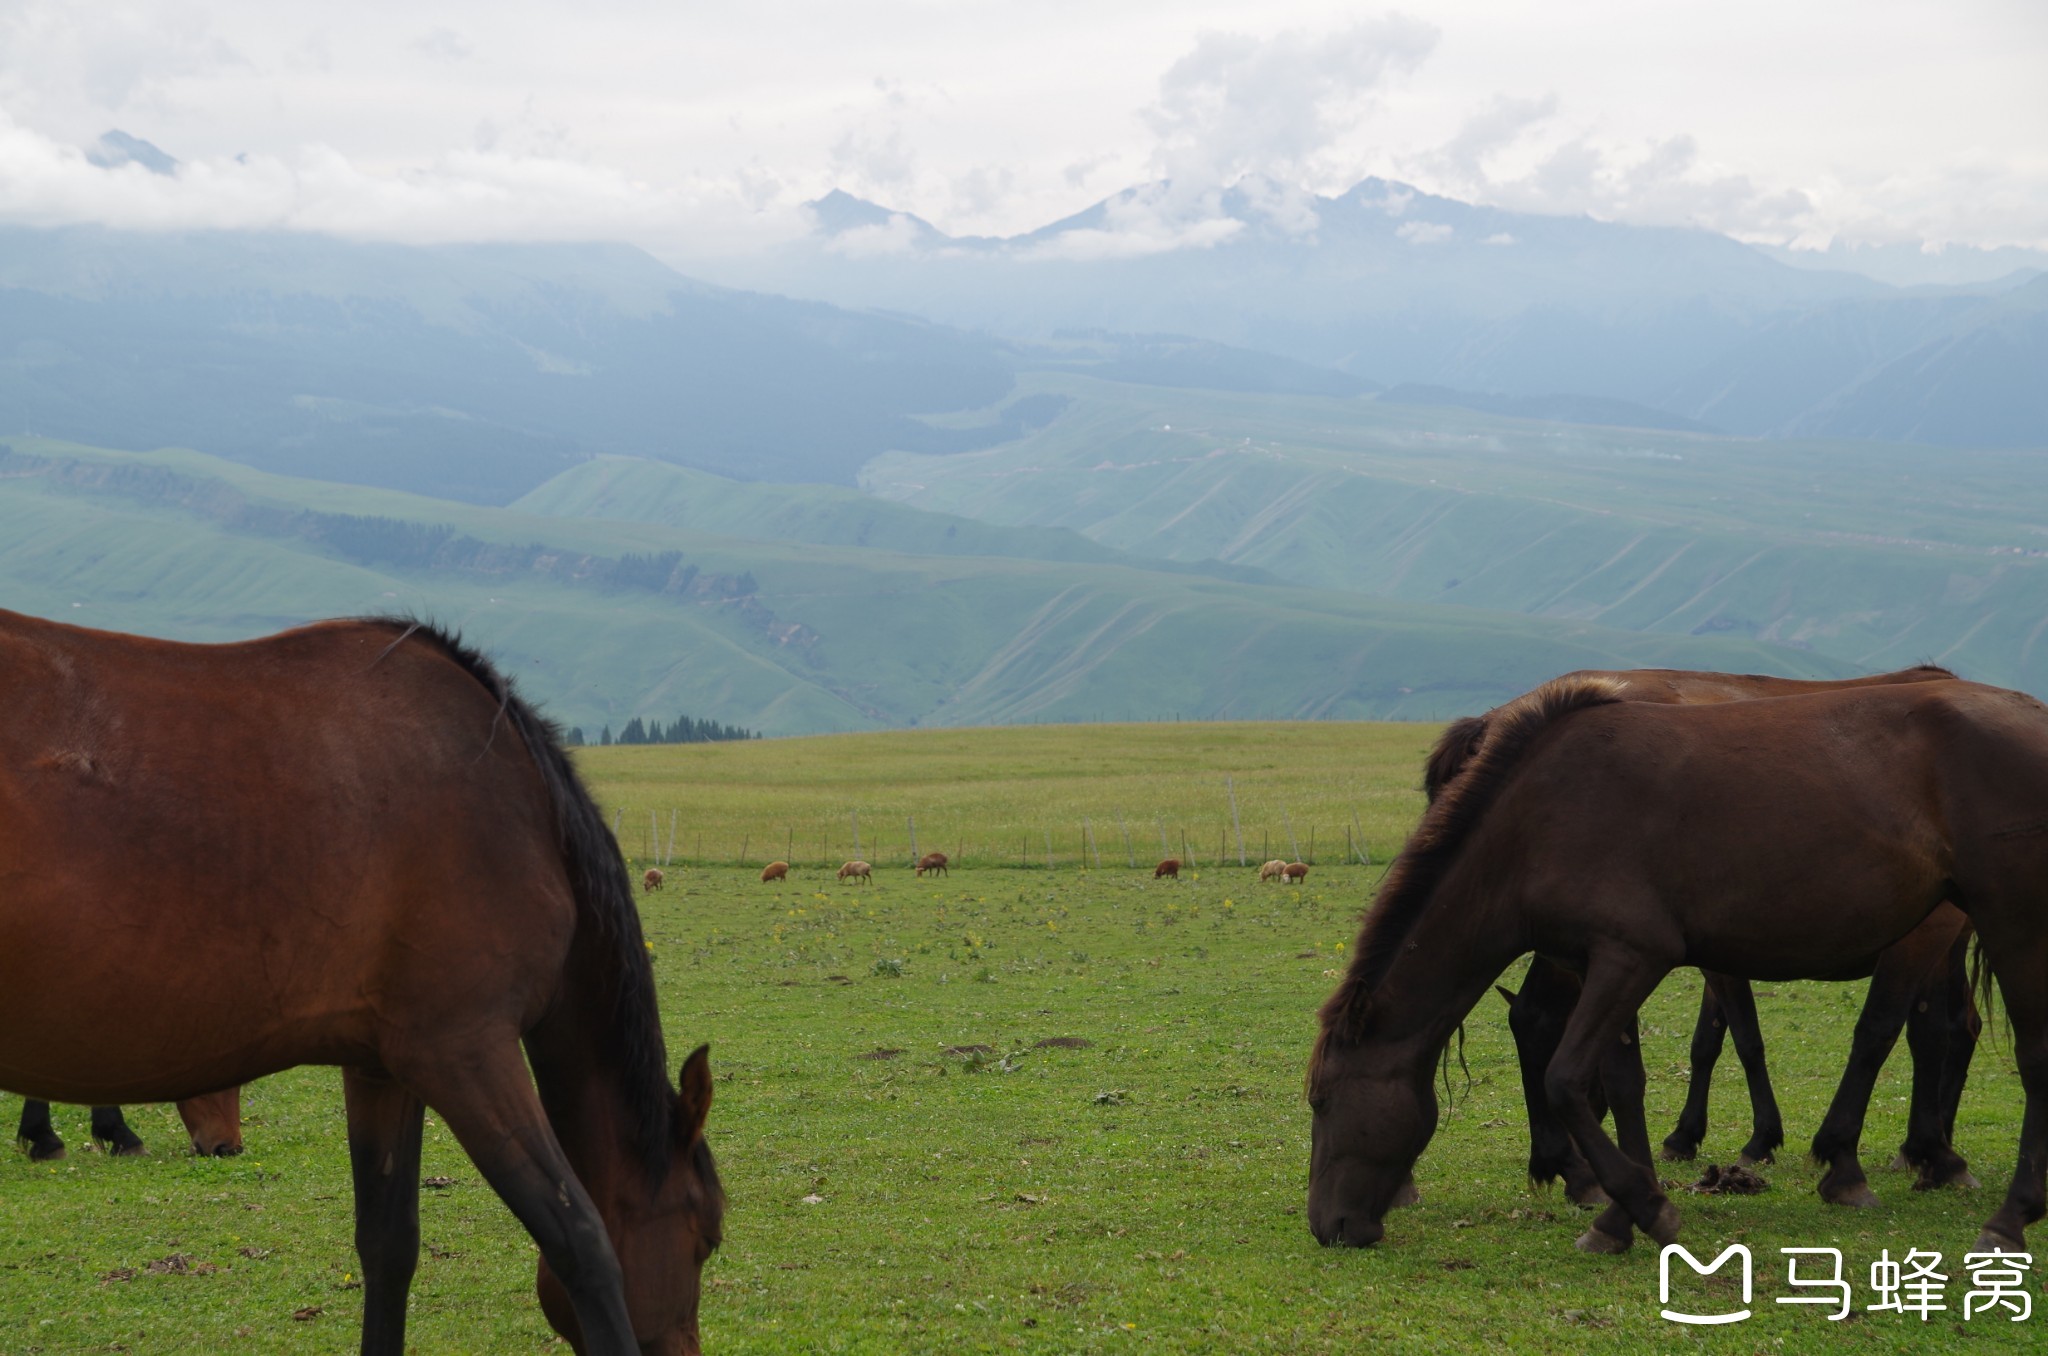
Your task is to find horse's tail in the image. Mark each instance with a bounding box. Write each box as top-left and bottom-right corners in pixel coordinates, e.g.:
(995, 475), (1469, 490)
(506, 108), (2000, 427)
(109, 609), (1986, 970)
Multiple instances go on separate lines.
(1968, 930), (2005, 1051)
(1423, 715), (1490, 804)
(376, 619), (675, 1181)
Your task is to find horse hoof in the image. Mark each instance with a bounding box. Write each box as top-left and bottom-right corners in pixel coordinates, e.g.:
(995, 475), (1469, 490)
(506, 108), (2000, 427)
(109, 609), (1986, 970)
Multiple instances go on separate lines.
(1737, 1152), (1774, 1168)
(25, 1143), (66, 1163)
(1575, 1226), (1632, 1255)
(109, 1143), (147, 1158)
(1974, 1228), (2026, 1254)
(1390, 1179), (1422, 1209)
(1825, 1182), (1881, 1209)
(1658, 1145), (1696, 1163)
(1566, 1184), (1611, 1209)
(1917, 1170), (1981, 1192)
(1646, 1201), (1683, 1246)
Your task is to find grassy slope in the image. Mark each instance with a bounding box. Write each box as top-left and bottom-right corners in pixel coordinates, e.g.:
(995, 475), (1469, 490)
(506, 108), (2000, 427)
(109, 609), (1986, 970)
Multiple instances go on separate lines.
(864, 375), (2048, 691)
(0, 724), (2029, 1354)
(0, 438), (1851, 733)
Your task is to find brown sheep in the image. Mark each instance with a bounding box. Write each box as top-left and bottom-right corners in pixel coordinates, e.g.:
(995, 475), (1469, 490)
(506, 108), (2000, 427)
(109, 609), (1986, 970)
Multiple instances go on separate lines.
(641, 867), (664, 893)
(1283, 862), (1309, 883)
(760, 861), (790, 883)
(837, 860), (873, 884)
(1153, 858), (1181, 879)
(915, 851), (950, 877)
(1258, 858), (1287, 882)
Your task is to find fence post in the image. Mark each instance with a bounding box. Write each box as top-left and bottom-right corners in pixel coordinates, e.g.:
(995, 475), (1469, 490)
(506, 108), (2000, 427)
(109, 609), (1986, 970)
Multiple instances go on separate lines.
(1084, 818), (1100, 869)
(1227, 775), (1245, 866)
(1044, 828), (1054, 871)
(665, 809), (678, 867)
(1307, 826), (1315, 865)
(908, 816), (918, 860)
(739, 833), (749, 867)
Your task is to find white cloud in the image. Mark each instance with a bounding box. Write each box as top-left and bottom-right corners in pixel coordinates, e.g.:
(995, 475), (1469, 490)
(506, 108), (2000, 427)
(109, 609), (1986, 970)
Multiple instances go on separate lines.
(1395, 219), (1452, 244)
(821, 212), (924, 257)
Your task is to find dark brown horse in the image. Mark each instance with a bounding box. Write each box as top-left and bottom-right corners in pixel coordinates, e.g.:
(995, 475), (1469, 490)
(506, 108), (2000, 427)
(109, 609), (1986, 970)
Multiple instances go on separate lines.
(1428, 665), (1979, 1207)
(1153, 858), (1181, 879)
(0, 610), (722, 1354)
(915, 852), (950, 877)
(17, 1087), (244, 1159)
(1309, 677), (2048, 1256)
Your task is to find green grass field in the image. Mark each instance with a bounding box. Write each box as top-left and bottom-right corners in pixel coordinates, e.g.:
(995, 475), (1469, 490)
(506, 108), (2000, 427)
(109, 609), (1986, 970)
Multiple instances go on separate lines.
(0, 724), (2035, 1353)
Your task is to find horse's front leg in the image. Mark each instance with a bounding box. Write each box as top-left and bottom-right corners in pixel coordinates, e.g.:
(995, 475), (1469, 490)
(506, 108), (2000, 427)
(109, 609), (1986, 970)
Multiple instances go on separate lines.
(1661, 979), (1725, 1162)
(1709, 975), (1784, 1164)
(88, 1106), (146, 1157)
(15, 1100), (64, 1161)
(1543, 951), (1679, 1253)
(343, 1067), (426, 1356)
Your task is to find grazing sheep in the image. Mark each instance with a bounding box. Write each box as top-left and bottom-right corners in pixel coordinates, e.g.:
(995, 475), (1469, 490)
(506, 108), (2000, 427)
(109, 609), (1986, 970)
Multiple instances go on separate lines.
(915, 852), (950, 877)
(642, 868), (664, 893)
(1259, 858), (1288, 882)
(837, 859), (873, 884)
(760, 860), (790, 883)
(1283, 861), (1308, 883)
(1153, 858), (1181, 879)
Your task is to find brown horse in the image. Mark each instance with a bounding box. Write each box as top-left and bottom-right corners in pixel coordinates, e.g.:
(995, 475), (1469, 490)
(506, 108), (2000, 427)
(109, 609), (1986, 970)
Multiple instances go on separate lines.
(760, 860), (790, 883)
(0, 610), (722, 1355)
(1309, 677), (2048, 1257)
(1429, 664), (1979, 1206)
(17, 1088), (244, 1159)
(1153, 858), (1181, 879)
(915, 852), (949, 877)
(642, 868), (665, 893)
(1283, 862), (1309, 884)
(837, 860), (872, 883)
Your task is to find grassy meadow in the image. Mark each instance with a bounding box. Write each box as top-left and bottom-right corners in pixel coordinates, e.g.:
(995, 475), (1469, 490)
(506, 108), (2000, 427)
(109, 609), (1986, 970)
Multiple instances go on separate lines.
(0, 722), (2037, 1353)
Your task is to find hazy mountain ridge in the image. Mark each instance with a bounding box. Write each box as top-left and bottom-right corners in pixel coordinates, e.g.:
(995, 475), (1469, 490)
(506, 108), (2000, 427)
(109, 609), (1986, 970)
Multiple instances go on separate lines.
(763, 178), (2046, 450)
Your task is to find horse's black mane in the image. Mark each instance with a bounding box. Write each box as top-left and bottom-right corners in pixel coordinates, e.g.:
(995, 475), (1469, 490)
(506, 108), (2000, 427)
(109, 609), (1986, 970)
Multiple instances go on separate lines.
(361, 616), (678, 1184)
(1311, 677), (1624, 1087)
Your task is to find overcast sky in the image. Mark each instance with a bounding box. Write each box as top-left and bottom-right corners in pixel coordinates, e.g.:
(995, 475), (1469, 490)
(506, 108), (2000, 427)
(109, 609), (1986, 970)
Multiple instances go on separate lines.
(1, 0), (2042, 266)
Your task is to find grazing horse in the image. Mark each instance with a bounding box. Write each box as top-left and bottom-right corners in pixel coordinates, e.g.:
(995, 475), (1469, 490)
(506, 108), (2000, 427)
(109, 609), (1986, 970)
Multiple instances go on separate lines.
(1309, 677), (2048, 1258)
(0, 610), (722, 1355)
(1283, 862), (1309, 884)
(642, 868), (664, 893)
(1427, 664), (1977, 1207)
(837, 860), (872, 884)
(760, 861), (790, 883)
(1153, 858), (1181, 879)
(17, 1088), (244, 1159)
(915, 852), (950, 877)
(1259, 859), (1287, 883)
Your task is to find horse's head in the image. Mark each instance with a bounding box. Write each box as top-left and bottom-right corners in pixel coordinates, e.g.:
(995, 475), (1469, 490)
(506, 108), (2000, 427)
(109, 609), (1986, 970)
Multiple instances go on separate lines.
(177, 1089), (243, 1157)
(1306, 1020), (1436, 1248)
(538, 1045), (724, 1356)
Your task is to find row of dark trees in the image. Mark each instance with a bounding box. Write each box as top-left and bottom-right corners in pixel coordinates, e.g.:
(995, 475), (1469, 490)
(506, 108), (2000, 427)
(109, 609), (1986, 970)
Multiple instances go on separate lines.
(567, 716), (759, 747)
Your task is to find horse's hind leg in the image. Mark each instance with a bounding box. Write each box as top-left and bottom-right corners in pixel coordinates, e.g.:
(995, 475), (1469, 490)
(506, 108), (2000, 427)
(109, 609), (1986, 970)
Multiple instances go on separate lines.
(89, 1106), (146, 1157)
(16, 1100), (63, 1161)
(1970, 934), (2048, 1253)
(408, 1049), (638, 1355)
(1712, 976), (1785, 1165)
(1661, 979), (1726, 1162)
(1808, 938), (1943, 1206)
(1899, 946), (1977, 1190)
(1505, 958), (1608, 1206)
(344, 1067), (426, 1356)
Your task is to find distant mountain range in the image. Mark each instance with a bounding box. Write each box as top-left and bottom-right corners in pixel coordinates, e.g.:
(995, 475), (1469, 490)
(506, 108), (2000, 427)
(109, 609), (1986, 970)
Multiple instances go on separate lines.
(745, 177), (2048, 450)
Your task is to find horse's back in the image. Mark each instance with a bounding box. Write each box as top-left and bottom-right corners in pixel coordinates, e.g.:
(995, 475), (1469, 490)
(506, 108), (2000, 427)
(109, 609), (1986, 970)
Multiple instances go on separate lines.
(0, 612), (576, 1101)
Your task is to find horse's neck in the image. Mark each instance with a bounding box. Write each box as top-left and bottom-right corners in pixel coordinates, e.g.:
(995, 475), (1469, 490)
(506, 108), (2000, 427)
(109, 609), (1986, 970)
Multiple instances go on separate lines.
(1363, 873), (1525, 1061)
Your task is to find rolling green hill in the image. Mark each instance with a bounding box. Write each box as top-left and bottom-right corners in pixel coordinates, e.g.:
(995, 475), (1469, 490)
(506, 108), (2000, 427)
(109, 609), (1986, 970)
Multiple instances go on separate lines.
(0, 436), (1853, 734)
(863, 375), (2048, 692)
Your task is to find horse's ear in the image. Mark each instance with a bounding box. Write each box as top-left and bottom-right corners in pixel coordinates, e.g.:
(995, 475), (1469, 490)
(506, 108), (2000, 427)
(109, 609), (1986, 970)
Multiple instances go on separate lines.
(676, 1044), (713, 1143)
(1494, 984), (1518, 1008)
